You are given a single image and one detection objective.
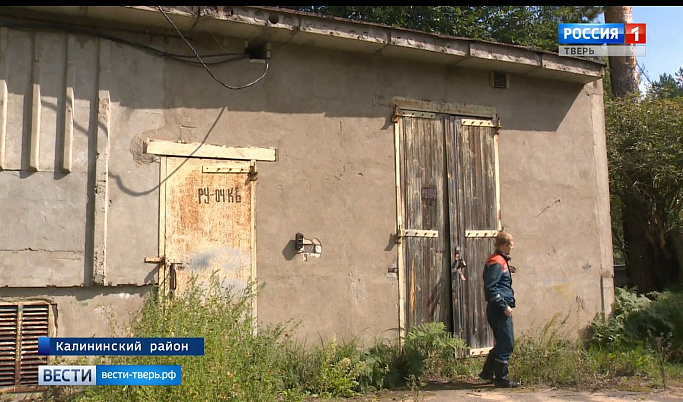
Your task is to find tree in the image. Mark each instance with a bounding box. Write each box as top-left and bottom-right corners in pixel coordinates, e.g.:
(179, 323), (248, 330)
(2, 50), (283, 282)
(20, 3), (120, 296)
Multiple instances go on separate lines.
(603, 6), (667, 293)
(276, 6), (602, 51)
(604, 7), (640, 97)
(606, 93), (683, 292)
(647, 68), (683, 99)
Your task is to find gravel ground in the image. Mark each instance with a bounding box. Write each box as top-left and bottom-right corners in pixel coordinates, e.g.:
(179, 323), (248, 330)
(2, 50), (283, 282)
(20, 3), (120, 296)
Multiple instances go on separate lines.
(325, 379), (683, 402)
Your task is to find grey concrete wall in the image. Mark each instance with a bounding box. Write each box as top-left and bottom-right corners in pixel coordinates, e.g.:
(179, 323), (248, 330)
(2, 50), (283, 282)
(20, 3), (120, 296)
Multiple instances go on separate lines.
(1, 287), (147, 337)
(150, 39), (404, 343)
(105, 40), (164, 286)
(497, 78), (614, 334)
(0, 29), (95, 287)
(0, 25), (612, 343)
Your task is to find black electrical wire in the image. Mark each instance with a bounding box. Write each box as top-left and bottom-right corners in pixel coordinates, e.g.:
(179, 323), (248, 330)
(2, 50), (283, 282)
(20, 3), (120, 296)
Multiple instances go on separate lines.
(156, 6), (269, 90)
(88, 28), (250, 66)
(0, 13), (257, 69)
(0, 16), (246, 66)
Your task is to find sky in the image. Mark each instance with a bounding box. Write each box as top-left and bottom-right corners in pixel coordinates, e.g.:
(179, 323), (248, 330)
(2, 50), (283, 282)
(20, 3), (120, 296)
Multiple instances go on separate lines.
(601, 6), (683, 90)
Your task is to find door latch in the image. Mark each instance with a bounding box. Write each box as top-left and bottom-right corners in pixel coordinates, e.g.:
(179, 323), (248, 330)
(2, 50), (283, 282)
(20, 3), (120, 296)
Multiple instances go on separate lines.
(453, 246), (467, 281)
(168, 262), (184, 291)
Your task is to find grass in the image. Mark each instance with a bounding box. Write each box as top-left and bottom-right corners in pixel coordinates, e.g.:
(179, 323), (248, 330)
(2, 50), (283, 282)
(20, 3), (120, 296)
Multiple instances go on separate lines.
(38, 277), (683, 401)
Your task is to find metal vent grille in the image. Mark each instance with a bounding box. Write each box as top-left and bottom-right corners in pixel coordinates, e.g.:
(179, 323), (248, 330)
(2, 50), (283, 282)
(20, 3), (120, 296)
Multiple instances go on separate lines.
(490, 72), (509, 89)
(0, 305), (18, 387)
(0, 303), (50, 392)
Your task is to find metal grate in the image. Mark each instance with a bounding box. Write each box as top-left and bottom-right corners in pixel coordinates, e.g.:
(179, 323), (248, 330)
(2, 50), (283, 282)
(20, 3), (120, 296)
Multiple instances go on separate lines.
(0, 305), (18, 387)
(0, 303), (50, 392)
(490, 72), (509, 89)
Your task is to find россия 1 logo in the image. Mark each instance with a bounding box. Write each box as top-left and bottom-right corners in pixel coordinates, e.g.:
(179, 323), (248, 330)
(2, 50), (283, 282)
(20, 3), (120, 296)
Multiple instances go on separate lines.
(557, 23), (646, 57)
(558, 23), (646, 45)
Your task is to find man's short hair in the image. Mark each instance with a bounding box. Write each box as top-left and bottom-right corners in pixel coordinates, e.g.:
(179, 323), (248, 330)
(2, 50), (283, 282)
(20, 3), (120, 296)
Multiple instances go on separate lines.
(494, 231), (513, 248)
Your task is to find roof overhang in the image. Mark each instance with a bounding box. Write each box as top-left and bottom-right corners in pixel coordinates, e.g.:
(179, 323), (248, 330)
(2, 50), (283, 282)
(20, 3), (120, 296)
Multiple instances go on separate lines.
(0, 6), (604, 84)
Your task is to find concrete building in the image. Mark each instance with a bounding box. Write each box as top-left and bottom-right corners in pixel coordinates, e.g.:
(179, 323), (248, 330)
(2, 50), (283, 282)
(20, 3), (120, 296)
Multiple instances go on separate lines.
(0, 6), (613, 392)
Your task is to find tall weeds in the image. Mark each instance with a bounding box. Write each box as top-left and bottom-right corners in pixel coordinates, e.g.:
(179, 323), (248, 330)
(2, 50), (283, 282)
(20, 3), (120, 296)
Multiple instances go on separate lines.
(67, 274), (469, 401)
(46, 279), (683, 401)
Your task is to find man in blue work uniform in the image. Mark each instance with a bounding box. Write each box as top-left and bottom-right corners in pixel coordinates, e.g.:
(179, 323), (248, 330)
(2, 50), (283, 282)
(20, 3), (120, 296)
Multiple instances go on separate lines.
(479, 231), (520, 388)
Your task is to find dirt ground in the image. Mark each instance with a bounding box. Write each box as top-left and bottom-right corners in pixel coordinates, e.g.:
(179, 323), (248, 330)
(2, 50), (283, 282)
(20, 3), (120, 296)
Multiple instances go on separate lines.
(6, 378), (683, 401)
(330, 379), (683, 402)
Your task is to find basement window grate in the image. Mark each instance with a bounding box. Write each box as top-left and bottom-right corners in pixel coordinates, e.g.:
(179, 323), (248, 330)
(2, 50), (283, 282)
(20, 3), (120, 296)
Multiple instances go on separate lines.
(490, 72), (509, 89)
(0, 302), (51, 392)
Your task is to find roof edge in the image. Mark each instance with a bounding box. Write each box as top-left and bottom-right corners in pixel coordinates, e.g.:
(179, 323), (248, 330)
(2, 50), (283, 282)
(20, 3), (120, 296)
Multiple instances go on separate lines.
(0, 6), (604, 84)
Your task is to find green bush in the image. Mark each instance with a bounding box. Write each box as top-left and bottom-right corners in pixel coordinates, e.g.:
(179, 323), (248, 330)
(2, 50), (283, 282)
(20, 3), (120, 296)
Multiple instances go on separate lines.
(404, 322), (469, 380)
(587, 287), (683, 363)
(303, 322), (470, 396)
(309, 335), (366, 398)
(585, 343), (654, 379)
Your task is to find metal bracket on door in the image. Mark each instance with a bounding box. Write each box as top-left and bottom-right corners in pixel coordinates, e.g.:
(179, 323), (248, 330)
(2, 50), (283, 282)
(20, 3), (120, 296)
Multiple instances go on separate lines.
(202, 166), (248, 173)
(392, 107), (436, 122)
(395, 229), (439, 243)
(201, 160), (258, 182)
(461, 119), (494, 127)
(465, 230), (499, 238)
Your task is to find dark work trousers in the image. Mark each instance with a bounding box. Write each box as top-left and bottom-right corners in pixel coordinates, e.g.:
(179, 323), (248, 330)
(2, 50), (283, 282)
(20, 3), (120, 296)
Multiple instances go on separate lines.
(486, 302), (514, 362)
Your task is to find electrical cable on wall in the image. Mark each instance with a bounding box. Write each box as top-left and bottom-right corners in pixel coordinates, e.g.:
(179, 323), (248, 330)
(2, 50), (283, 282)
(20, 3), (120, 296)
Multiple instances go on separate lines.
(157, 6), (269, 90)
(0, 8), (269, 88)
(0, 17), (245, 66)
(0, 10), (270, 197)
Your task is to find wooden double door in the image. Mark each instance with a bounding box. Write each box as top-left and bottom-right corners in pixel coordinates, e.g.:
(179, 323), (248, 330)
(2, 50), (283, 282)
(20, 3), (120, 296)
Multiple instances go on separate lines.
(397, 110), (500, 353)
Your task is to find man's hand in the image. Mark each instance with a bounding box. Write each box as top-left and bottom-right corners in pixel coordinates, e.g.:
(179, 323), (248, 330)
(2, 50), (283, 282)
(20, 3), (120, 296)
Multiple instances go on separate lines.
(504, 306), (513, 317)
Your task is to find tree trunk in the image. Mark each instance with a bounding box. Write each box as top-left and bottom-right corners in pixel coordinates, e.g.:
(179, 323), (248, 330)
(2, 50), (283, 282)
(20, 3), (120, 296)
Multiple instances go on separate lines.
(620, 195), (658, 293)
(604, 6), (640, 97)
(668, 230), (683, 286)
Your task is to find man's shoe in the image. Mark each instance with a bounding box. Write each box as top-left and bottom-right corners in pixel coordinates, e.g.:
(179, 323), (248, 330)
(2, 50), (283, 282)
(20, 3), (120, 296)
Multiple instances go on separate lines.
(494, 378), (521, 388)
(493, 360), (520, 388)
(478, 353), (495, 382)
(479, 370), (494, 382)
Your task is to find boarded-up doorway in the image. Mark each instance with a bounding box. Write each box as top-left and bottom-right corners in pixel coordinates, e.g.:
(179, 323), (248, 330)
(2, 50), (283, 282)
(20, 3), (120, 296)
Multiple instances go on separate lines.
(396, 108), (499, 353)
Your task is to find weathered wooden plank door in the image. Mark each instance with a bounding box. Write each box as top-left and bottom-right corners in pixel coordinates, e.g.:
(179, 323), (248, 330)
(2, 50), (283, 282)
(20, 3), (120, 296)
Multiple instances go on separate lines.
(160, 158), (255, 301)
(398, 112), (452, 331)
(447, 117), (499, 354)
(397, 110), (499, 352)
